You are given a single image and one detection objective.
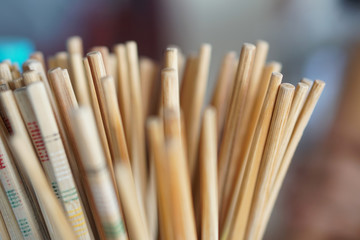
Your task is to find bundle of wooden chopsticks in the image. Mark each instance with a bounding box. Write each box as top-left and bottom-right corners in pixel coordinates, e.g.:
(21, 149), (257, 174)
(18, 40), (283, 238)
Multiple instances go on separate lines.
(0, 37), (324, 240)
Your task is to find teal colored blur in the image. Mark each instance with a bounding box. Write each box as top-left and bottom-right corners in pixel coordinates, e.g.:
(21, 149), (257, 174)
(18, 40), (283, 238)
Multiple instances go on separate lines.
(0, 37), (34, 67)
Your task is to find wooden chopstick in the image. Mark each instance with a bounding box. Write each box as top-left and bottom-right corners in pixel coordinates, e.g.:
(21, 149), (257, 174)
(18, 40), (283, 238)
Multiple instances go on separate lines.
(113, 44), (132, 149)
(25, 81), (93, 239)
(0, 176), (22, 239)
(0, 63), (12, 82)
(47, 68), (102, 239)
(199, 107), (218, 240)
(9, 134), (77, 240)
(114, 162), (150, 240)
(126, 41), (147, 205)
(140, 57), (160, 118)
(0, 210), (10, 240)
(245, 83), (295, 240)
(147, 117), (174, 240)
(67, 45), (91, 105)
(220, 72), (282, 240)
(218, 43), (255, 206)
(70, 107), (128, 240)
(164, 109), (197, 239)
(219, 61), (282, 224)
(210, 51), (237, 139)
(0, 90), (49, 239)
(255, 80), (325, 240)
(83, 56), (117, 200)
(183, 44), (212, 181)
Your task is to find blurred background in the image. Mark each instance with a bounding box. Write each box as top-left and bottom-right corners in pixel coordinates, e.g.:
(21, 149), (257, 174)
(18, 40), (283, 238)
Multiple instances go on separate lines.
(1, 0), (360, 239)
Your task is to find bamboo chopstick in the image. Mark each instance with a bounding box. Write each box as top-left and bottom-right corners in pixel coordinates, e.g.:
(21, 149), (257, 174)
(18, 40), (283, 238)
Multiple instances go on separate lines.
(126, 41), (147, 205)
(0, 210), (10, 240)
(47, 67), (102, 239)
(245, 83), (295, 240)
(113, 44), (132, 148)
(183, 44), (211, 181)
(0, 90), (48, 239)
(219, 61), (282, 225)
(147, 118), (174, 240)
(210, 51), (237, 138)
(221, 72), (282, 240)
(255, 80), (325, 240)
(67, 43), (91, 106)
(218, 43), (255, 206)
(9, 134), (77, 240)
(70, 107), (128, 240)
(0, 178), (22, 239)
(24, 81), (92, 239)
(199, 107), (218, 240)
(114, 162), (149, 240)
(0, 38), (324, 240)
(164, 109), (197, 239)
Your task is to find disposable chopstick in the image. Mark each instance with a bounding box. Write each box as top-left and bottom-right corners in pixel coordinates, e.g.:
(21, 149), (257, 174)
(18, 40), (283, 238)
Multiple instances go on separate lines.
(256, 80), (325, 240)
(48, 56), (57, 70)
(219, 61), (282, 223)
(22, 69), (89, 225)
(245, 83), (295, 240)
(108, 54), (118, 90)
(0, 80), (9, 92)
(9, 134), (77, 240)
(22, 61), (81, 204)
(158, 48), (179, 117)
(67, 48), (91, 105)
(23, 70), (41, 85)
(164, 109), (197, 239)
(0, 90), (51, 238)
(101, 75), (148, 226)
(164, 48), (178, 73)
(25, 81), (92, 239)
(245, 41), (269, 115)
(248, 82), (309, 240)
(9, 77), (24, 90)
(139, 57), (160, 117)
(218, 44), (255, 205)
(67, 36), (84, 56)
(83, 57), (116, 196)
(210, 51), (237, 138)
(145, 157), (158, 240)
(270, 82), (310, 188)
(10, 63), (21, 80)
(113, 44), (132, 149)
(86, 51), (110, 133)
(55, 52), (69, 70)
(101, 75), (133, 175)
(14, 87), (61, 238)
(183, 44), (211, 181)
(147, 118), (174, 240)
(227, 43), (268, 179)
(0, 115), (44, 239)
(126, 41), (147, 204)
(0, 177), (22, 239)
(114, 162), (150, 240)
(47, 68), (103, 239)
(162, 68), (180, 117)
(300, 78), (313, 88)
(90, 47), (111, 75)
(0, 63), (12, 82)
(29, 52), (46, 72)
(180, 54), (198, 111)
(70, 107), (128, 240)
(220, 72), (282, 240)
(0, 210), (10, 240)
(199, 107), (218, 240)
